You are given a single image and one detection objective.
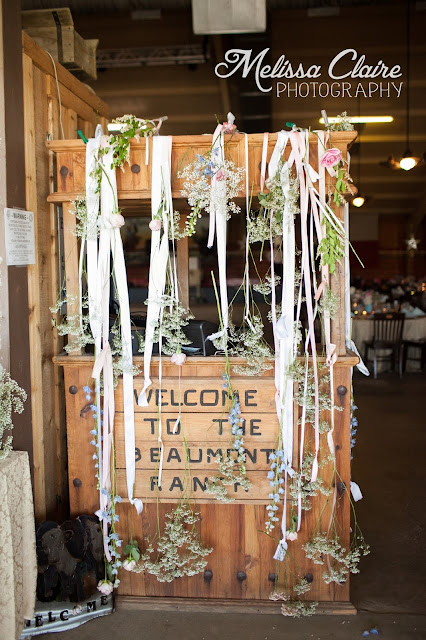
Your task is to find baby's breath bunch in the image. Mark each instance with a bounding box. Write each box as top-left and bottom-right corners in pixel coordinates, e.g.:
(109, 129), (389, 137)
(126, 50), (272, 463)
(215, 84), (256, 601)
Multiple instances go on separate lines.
(289, 452), (333, 511)
(253, 273), (281, 296)
(206, 454), (250, 503)
(0, 366), (27, 459)
(148, 296), (194, 356)
(251, 167), (300, 244)
(135, 504), (212, 582)
(178, 152), (244, 237)
(71, 197), (99, 240)
(289, 361), (342, 426)
(329, 112), (354, 132)
(269, 588), (317, 618)
(231, 316), (273, 376)
(281, 600), (318, 618)
(51, 293), (95, 353)
(110, 322), (141, 386)
(303, 531), (370, 585)
(318, 284), (340, 319)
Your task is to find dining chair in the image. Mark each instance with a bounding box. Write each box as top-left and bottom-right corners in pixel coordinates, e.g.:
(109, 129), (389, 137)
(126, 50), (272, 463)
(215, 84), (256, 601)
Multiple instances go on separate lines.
(402, 339), (426, 373)
(364, 313), (405, 379)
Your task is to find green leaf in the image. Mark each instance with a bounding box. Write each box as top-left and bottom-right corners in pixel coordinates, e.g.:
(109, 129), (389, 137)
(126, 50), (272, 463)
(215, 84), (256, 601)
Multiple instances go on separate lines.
(131, 548), (140, 562)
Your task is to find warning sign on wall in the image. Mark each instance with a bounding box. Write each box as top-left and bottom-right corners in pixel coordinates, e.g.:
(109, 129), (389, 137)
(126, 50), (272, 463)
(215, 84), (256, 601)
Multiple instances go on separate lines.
(4, 208), (36, 266)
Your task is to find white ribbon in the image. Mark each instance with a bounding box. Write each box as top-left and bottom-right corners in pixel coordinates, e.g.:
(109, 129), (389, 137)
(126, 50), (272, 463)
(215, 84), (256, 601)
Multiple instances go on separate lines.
(268, 131), (297, 561)
(86, 132), (142, 531)
(138, 136), (173, 406)
(207, 122), (229, 334)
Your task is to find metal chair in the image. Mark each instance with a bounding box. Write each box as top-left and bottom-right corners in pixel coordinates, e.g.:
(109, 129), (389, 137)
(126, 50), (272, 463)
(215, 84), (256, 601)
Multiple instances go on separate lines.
(364, 313), (405, 379)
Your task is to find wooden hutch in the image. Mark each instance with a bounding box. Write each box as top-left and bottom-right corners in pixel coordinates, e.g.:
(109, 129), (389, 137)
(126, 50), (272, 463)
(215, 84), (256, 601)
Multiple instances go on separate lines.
(48, 131), (358, 612)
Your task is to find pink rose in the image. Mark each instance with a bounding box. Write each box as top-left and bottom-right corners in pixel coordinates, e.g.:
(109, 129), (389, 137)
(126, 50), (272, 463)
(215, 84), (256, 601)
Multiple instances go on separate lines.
(171, 352), (187, 366)
(123, 558), (136, 571)
(216, 169), (227, 181)
(286, 531), (298, 542)
(320, 148), (342, 168)
(97, 580), (114, 595)
(149, 219), (162, 231)
(109, 213), (125, 228)
(222, 122), (236, 134)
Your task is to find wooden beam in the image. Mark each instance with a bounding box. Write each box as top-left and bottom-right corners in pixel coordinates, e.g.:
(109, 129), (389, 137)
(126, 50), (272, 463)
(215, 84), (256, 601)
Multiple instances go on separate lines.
(22, 31), (108, 118)
(23, 52), (47, 521)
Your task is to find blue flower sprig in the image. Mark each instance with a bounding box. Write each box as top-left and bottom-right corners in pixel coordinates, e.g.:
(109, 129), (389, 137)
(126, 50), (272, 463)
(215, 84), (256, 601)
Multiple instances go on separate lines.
(85, 384), (123, 588)
(350, 401), (358, 460)
(265, 449), (287, 534)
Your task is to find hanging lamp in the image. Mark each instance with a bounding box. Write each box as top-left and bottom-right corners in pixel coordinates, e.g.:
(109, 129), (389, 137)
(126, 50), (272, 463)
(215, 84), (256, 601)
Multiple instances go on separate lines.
(399, 1), (422, 170)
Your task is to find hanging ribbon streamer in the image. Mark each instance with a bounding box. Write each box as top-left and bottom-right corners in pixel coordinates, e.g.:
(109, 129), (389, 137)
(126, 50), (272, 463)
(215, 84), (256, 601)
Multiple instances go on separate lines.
(267, 131), (298, 560)
(86, 132), (142, 543)
(138, 136), (173, 407)
(138, 136), (174, 487)
(207, 121), (229, 335)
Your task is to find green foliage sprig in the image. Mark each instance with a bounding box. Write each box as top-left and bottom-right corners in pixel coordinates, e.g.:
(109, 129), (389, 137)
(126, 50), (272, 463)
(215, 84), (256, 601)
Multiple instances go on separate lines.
(317, 217), (345, 275)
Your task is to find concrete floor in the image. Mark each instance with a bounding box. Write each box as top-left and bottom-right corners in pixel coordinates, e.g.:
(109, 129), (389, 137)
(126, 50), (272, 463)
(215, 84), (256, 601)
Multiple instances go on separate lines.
(38, 371), (426, 639)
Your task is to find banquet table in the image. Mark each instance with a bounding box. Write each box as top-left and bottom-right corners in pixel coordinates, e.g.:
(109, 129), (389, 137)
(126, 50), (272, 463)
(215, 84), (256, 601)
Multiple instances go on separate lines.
(352, 315), (426, 372)
(0, 451), (37, 639)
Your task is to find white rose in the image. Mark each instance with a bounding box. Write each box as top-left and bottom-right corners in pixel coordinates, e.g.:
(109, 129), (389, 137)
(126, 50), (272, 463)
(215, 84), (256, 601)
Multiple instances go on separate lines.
(149, 219), (162, 231)
(123, 558), (136, 571)
(109, 213), (125, 228)
(97, 580), (114, 595)
(286, 531), (298, 542)
(171, 352), (187, 366)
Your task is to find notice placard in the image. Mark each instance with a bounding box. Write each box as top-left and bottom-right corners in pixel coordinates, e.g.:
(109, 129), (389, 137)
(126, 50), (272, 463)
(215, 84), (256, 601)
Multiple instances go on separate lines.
(4, 208), (35, 266)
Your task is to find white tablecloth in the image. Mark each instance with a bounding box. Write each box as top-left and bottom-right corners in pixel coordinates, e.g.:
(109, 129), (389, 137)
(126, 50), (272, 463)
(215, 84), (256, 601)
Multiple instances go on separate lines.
(352, 316), (426, 372)
(0, 451), (37, 639)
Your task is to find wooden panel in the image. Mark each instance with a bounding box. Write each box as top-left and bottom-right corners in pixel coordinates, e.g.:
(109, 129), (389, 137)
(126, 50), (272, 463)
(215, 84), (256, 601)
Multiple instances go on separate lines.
(115, 412), (278, 445)
(116, 469), (271, 503)
(63, 366), (99, 517)
(46, 132), (357, 204)
(115, 377), (277, 413)
(115, 595), (357, 614)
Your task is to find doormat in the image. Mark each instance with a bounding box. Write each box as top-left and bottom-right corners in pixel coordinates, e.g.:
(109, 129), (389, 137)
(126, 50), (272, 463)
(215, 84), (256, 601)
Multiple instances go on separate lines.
(20, 593), (113, 637)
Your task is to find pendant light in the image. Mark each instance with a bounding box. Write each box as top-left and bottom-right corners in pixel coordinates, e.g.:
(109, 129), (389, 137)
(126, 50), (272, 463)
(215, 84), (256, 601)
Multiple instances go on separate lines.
(400, 1), (419, 171)
(352, 97), (366, 207)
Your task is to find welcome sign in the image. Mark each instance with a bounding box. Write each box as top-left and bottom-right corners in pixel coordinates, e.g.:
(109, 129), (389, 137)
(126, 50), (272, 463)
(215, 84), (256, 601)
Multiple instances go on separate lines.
(115, 377), (282, 503)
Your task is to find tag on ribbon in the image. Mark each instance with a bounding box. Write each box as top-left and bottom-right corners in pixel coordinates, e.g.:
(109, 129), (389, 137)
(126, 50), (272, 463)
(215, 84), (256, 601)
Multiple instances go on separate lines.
(273, 539), (288, 562)
(350, 481), (363, 502)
